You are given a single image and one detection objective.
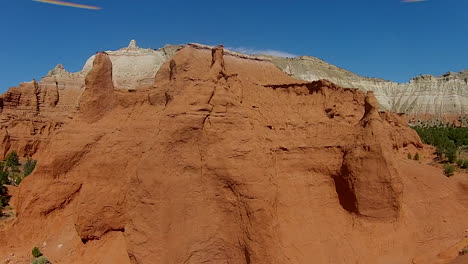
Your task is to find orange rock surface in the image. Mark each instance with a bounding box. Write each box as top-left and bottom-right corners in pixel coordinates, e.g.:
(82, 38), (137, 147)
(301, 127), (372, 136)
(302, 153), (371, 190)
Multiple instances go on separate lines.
(0, 44), (466, 264)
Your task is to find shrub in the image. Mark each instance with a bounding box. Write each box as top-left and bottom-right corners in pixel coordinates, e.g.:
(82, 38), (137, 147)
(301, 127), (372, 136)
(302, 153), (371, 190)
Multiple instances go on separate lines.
(0, 184), (9, 207)
(446, 148), (457, 163)
(32, 247), (42, 258)
(0, 177), (10, 217)
(435, 147), (444, 159)
(460, 247), (468, 256)
(414, 153), (420, 161)
(407, 153), (412, 160)
(456, 159), (464, 167)
(32, 256), (50, 264)
(15, 176), (22, 186)
(0, 170), (8, 185)
(5, 151), (19, 168)
(0, 194), (8, 207)
(462, 160), (468, 169)
(9, 172), (20, 186)
(443, 164), (455, 177)
(23, 158), (37, 177)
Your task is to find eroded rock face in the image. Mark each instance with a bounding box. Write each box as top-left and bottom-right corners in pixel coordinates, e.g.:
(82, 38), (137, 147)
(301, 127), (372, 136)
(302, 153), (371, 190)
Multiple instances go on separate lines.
(0, 44), (466, 264)
(333, 92), (402, 219)
(269, 56), (468, 123)
(0, 41), (181, 157)
(79, 52), (115, 122)
(81, 40), (181, 90)
(0, 80), (64, 158)
(8, 41), (466, 126)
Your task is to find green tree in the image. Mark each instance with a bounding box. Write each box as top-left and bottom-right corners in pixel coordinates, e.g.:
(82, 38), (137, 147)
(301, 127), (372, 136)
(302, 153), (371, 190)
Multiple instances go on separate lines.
(435, 147), (444, 160)
(0, 170), (8, 185)
(462, 160), (468, 169)
(32, 256), (50, 264)
(5, 151), (19, 169)
(414, 153), (420, 161)
(0, 161), (8, 185)
(32, 247), (42, 258)
(0, 183), (9, 216)
(14, 176), (22, 186)
(443, 164), (455, 177)
(407, 153), (412, 160)
(23, 157), (37, 177)
(446, 148), (457, 163)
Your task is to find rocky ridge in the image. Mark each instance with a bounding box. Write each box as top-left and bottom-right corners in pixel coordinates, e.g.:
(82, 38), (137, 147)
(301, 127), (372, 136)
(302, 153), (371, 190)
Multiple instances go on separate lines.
(0, 41), (180, 158)
(6, 40), (467, 125)
(269, 56), (468, 124)
(0, 44), (466, 264)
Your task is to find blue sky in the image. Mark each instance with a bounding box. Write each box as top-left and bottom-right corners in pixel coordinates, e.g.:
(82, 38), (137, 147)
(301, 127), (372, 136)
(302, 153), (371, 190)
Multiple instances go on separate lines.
(1, 0), (467, 91)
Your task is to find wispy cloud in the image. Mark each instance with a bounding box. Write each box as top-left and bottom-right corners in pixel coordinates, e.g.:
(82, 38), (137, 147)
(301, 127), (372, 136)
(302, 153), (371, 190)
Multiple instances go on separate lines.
(32, 0), (102, 10)
(402, 0), (428, 3)
(227, 47), (297, 58)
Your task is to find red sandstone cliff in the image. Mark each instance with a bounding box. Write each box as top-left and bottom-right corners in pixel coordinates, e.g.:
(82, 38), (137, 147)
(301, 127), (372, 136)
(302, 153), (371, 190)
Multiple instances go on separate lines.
(0, 45), (466, 264)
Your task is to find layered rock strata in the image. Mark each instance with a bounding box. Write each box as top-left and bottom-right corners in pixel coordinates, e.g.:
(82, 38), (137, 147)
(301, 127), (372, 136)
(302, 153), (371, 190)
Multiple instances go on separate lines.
(270, 56), (468, 123)
(0, 44), (466, 264)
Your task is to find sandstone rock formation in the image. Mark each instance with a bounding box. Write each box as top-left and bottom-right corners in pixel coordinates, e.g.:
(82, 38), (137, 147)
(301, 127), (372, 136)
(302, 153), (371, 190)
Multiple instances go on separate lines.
(0, 80), (64, 159)
(0, 44), (466, 264)
(270, 56), (468, 124)
(6, 41), (466, 126)
(0, 41), (181, 158)
(81, 40), (181, 90)
(79, 52), (115, 122)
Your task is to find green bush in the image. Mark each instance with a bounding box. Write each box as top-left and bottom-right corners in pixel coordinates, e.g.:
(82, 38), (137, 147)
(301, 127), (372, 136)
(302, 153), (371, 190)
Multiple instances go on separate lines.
(15, 176), (22, 186)
(446, 148), (457, 163)
(443, 164), (455, 177)
(412, 127), (467, 163)
(0, 183), (7, 199)
(407, 153), (412, 160)
(414, 153), (420, 161)
(435, 147), (444, 159)
(32, 256), (50, 264)
(456, 159), (464, 167)
(0, 184), (9, 216)
(0, 195), (8, 208)
(5, 151), (19, 168)
(462, 160), (468, 169)
(460, 247), (468, 256)
(32, 247), (42, 258)
(0, 170), (8, 185)
(23, 157), (37, 177)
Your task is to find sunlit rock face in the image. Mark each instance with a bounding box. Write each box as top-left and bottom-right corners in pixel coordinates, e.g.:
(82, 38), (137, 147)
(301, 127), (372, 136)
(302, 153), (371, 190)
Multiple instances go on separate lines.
(269, 56), (468, 121)
(0, 44), (467, 264)
(16, 41), (468, 122)
(0, 41), (181, 158)
(82, 40), (181, 90)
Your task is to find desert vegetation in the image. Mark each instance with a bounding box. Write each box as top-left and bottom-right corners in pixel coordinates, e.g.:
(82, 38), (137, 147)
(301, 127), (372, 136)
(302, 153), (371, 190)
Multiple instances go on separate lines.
(32, 247), (50, 264)
(443, 164), (455, 177)
(460, 247), (468, 256)
(0, 181), (9, 217)
(413, 126), (468, 175)
(0, 151), (37, 217)
(0, 151), (37, 187)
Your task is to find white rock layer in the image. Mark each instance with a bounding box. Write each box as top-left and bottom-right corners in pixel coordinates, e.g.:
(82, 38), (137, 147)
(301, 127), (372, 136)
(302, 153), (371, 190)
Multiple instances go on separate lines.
(269, 56), (468, 116)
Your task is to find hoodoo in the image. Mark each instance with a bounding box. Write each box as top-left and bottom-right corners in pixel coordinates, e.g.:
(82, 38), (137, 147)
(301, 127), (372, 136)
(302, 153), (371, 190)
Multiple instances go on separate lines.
(79, 52), (115, 122)
(0, 44), (466, 264)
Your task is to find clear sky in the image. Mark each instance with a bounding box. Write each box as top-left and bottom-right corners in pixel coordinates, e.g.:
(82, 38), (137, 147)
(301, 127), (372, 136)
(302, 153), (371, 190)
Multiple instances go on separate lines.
(1, 0), (467, 91)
